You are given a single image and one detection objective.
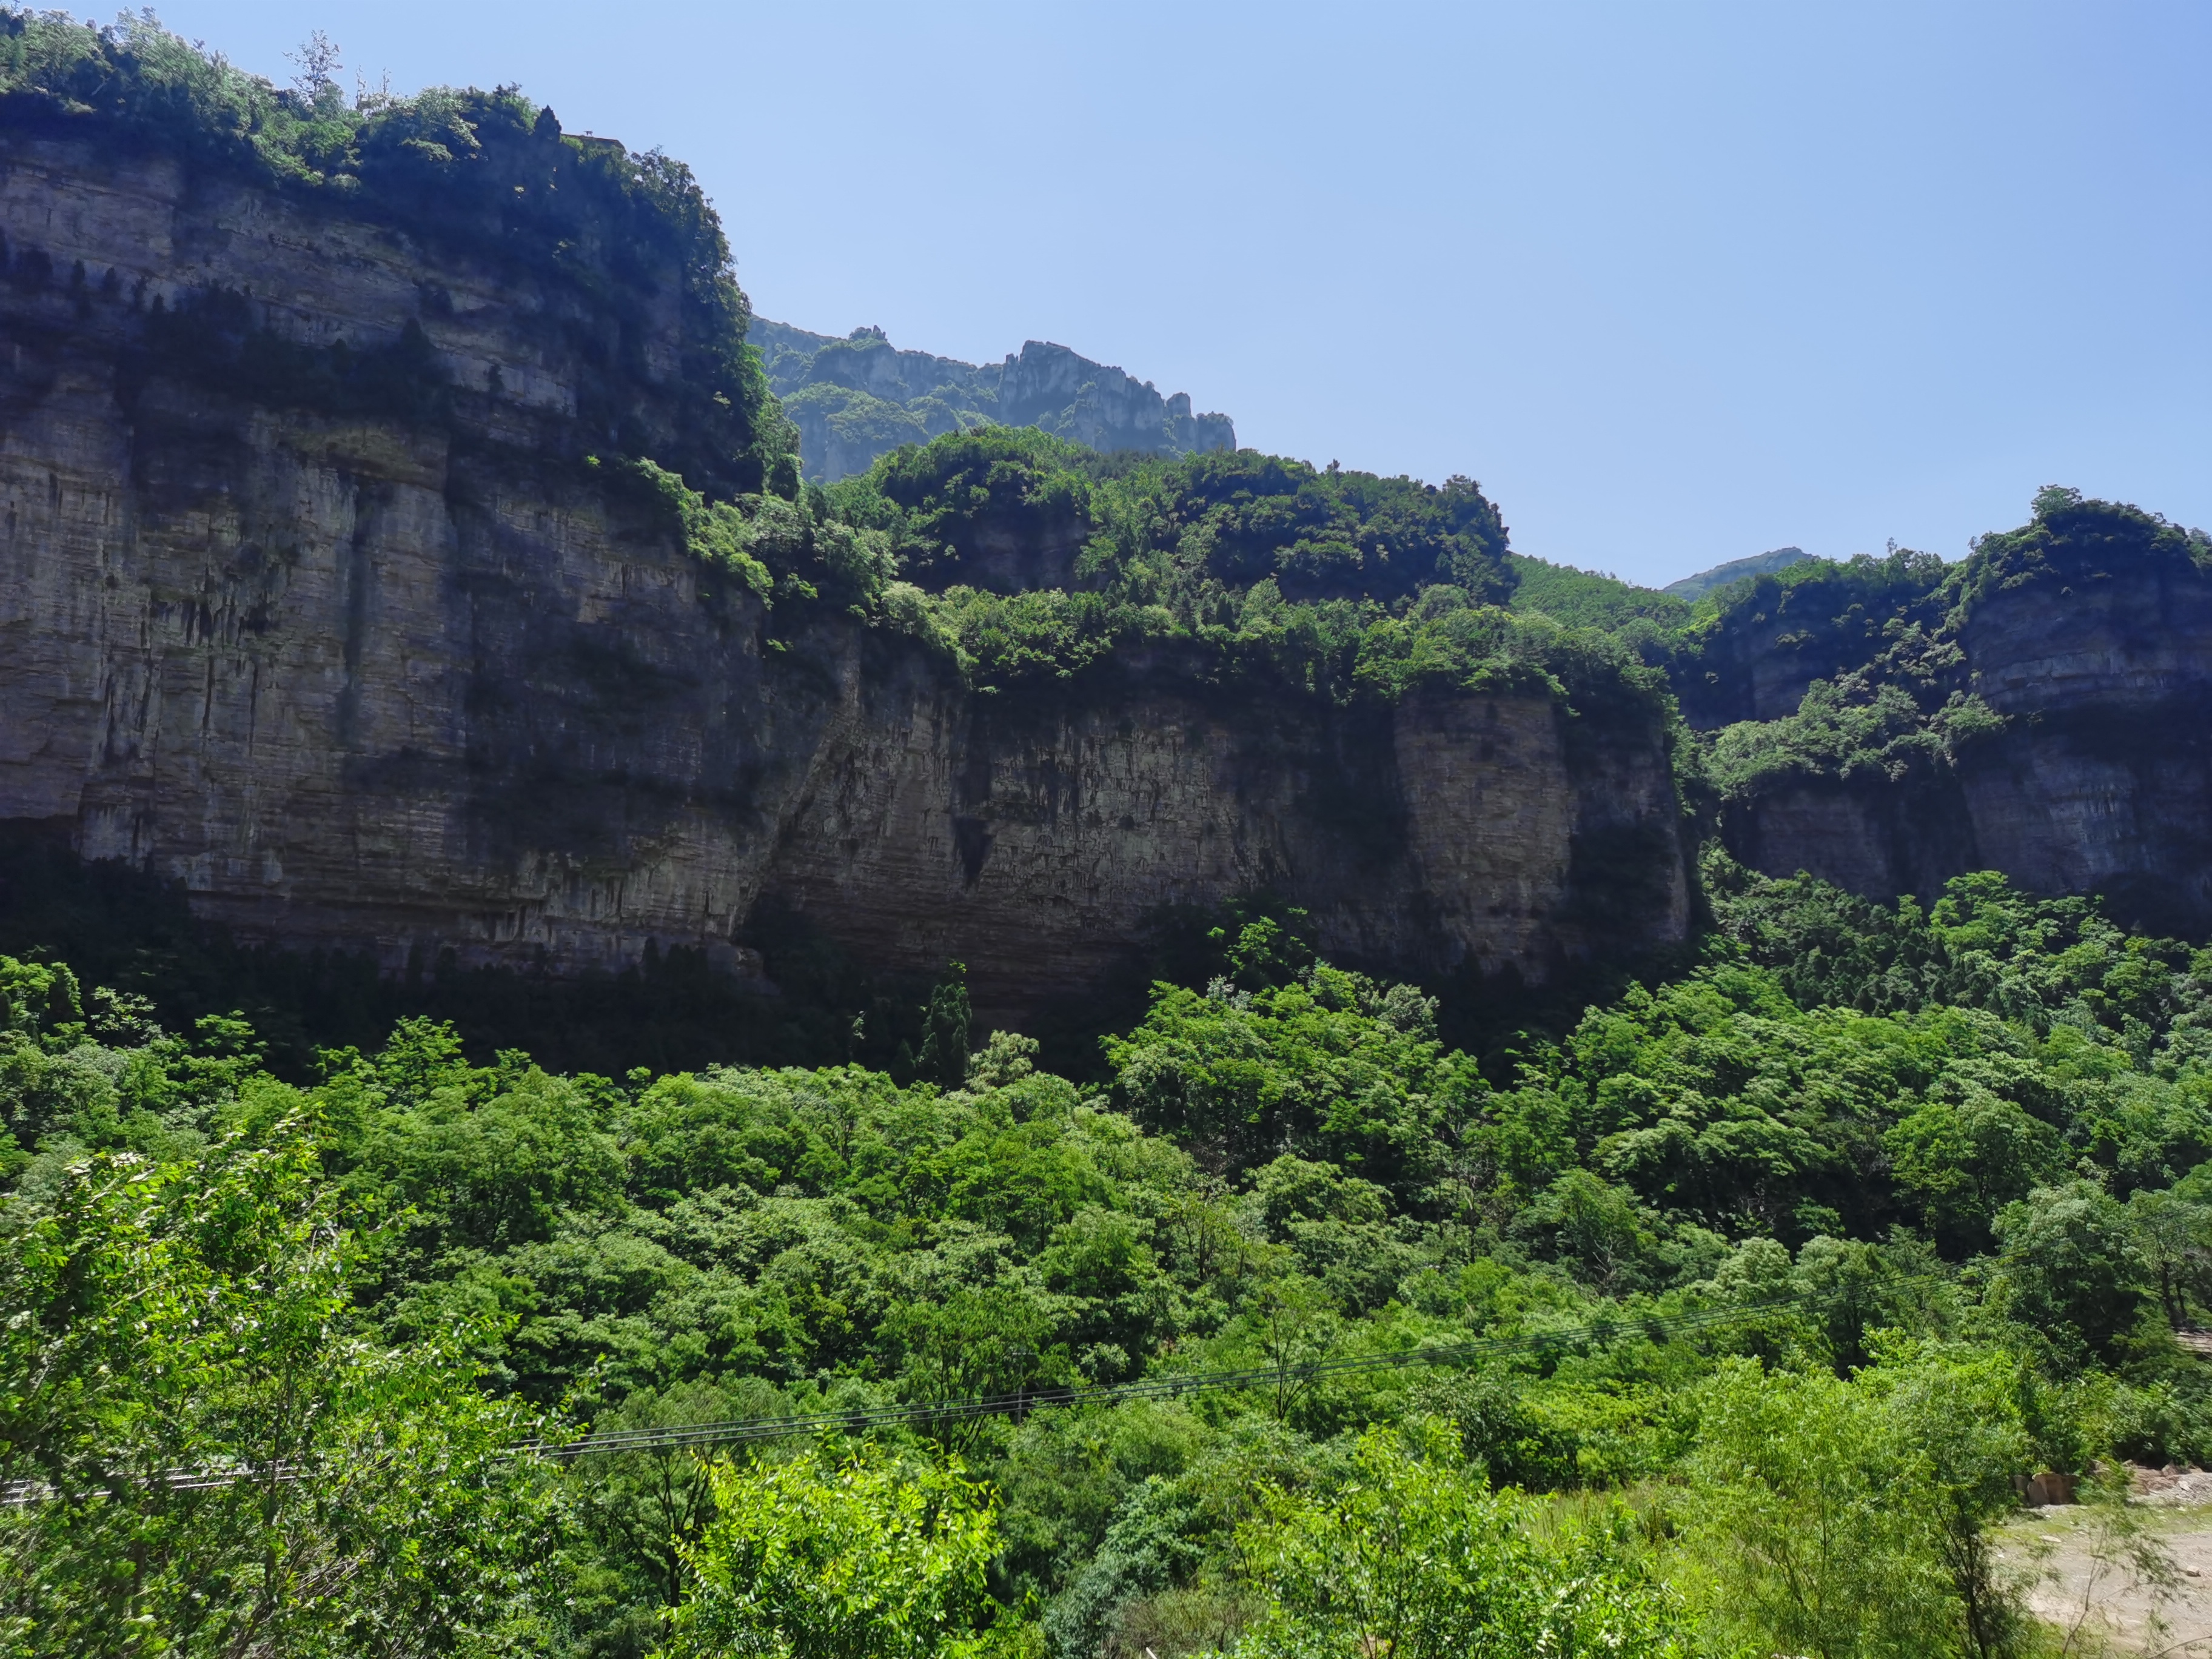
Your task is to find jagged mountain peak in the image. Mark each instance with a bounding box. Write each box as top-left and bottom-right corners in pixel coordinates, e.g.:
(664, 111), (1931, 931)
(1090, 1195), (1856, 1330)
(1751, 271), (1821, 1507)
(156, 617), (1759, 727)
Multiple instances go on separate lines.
(752, 317), (1235, 482)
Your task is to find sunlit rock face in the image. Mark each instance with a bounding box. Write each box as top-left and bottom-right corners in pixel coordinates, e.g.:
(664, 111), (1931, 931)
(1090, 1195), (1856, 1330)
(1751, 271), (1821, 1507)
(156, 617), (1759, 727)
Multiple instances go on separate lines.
(0, 135), (1689, 1024)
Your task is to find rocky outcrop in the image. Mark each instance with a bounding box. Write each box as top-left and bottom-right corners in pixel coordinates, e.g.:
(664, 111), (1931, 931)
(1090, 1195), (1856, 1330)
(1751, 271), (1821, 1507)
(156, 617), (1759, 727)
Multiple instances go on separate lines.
(0, 133), (1686, 1025)
(1661, 545), (1808, 602)
(996, 340), (1235, 458)
(1719, 526), (2212, 933)
(754, 319), (1236, 483)
(1950, 547), (2212, 927)
(764, 671), (1688, 1019)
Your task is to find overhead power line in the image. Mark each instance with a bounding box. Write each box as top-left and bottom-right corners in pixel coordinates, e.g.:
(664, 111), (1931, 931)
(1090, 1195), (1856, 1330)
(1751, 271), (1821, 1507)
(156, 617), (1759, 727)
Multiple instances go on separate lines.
(2, 1275), (1932, 1503)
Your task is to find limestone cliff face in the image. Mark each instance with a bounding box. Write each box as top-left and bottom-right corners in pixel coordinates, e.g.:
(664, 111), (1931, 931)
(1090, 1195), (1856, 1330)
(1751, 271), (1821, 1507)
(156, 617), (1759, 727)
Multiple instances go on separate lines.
(1954, 551), (2212, 925)
(763, 668), (1687, 1019)
(0, 130), (809, 973)
(1721, 542), (2212, 931)
(0, 134), (1689, 1023)
(996, 340), (1236, 459)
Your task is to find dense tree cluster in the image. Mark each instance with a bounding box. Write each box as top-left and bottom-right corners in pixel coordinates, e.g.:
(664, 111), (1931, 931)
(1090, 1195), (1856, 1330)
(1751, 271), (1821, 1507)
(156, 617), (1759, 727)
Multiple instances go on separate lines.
(9, 864), (2212, 1655)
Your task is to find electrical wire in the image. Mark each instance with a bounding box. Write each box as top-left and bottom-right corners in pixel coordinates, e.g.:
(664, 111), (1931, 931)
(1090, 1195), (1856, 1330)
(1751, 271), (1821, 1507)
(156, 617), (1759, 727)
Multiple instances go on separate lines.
(2, 1273), (1928, 1503)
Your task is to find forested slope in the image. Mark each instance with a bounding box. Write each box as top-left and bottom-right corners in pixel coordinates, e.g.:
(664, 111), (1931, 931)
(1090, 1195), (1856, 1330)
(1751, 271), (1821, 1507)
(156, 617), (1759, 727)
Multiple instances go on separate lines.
(12, 859), (2212, 1656)
(8, 14), (2212, 1659)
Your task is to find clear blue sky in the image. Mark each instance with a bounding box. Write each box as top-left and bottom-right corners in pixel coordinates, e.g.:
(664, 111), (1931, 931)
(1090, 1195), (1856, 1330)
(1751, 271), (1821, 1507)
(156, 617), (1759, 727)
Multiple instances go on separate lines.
(154, 1), (2210, 587)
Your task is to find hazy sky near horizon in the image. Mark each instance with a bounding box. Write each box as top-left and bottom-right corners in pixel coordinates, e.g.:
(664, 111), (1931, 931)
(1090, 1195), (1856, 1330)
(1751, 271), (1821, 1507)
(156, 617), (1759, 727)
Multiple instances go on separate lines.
(152, 1), (2209, 587)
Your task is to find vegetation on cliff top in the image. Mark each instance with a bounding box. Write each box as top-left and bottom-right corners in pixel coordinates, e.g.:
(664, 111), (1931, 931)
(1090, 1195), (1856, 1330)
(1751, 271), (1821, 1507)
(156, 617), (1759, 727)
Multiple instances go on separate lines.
(1497, 489), (2212, 846)
(728, 450), (2199, 779)
(0, 12), (1676, 729)
(11, 861), (2212, 1655)
(0, 8), (791, 496)
(1680, 491), (2208, 811)
(15, 13), (2210, 771)
(708, 426), (1679, 731)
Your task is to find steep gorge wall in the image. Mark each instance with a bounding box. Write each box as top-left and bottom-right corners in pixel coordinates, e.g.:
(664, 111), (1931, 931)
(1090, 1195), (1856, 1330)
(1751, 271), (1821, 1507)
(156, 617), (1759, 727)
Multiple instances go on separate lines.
(1720, 549), (2212, 932)
(765, 667), (1687, 1019)
(0, 134), (1691, 1024)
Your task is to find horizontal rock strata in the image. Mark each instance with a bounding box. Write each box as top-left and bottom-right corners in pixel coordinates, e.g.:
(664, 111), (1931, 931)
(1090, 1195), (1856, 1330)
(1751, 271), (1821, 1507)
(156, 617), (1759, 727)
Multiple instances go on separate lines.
(0, 134), (1691, 1021)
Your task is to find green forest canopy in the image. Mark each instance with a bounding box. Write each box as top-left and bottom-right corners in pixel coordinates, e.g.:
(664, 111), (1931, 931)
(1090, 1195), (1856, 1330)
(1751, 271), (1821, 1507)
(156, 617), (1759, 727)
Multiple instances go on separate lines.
(15, 16), (2212, 1657)
(12, 859), (2212, 1656)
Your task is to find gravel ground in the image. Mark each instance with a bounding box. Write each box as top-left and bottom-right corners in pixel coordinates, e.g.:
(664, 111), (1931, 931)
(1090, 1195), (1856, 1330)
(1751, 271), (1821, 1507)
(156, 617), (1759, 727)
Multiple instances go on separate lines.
(2003, 1474), (2212, 1655)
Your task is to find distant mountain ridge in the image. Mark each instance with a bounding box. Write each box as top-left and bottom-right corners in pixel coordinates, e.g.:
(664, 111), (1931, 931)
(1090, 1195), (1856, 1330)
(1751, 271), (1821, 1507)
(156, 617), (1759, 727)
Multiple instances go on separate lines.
(1663, 545), (1811, 599)
(752, 318), (1235, 483)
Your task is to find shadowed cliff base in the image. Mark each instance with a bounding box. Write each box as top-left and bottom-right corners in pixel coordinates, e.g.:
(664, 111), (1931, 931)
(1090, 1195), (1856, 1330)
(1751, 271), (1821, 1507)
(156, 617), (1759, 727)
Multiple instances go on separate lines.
(0, 819), (1709, 1085)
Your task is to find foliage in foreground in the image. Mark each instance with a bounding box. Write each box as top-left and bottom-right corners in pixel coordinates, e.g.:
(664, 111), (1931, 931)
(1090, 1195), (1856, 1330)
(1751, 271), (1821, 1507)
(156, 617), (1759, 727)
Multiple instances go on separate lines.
(7, 863), (2212, 1655)
(1235, 1426), (1690, 1659)
(0, 1121), (559, 1657)
(664, 1447), (1002, 1659)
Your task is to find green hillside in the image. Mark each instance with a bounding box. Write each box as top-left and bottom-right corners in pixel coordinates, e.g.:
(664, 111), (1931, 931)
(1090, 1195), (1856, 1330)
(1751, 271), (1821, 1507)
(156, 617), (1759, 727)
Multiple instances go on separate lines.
(9, 13), (2212, 1659)
(14, 857), (2212, 1656)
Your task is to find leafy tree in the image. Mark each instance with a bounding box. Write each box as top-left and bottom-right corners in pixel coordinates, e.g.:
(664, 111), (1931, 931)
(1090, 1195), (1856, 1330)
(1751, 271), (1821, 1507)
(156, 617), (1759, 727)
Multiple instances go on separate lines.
(1885, 1087), (2063, 1250)
(1105, 963), (1482, 1188)
(915, 964), (974, 1089)
(1687, 1360), (1957, 1659)
(1992, 1180), (2150, 1360)
(1235, 1424), (1691, 1659)
(664, 1445), (1007, 1659)
(1875, 1345), (2036, 1659)
(2127, 1171), (2212, 1327)
(13, 853), (2212, 1652)
(886, 1285), (1054, 1446)
(0, 1122), (561, 1657)
(1506, 552), (1691, 634)
(1208, 914), (1314, 995)
(1688, 1346), (2042, 1659)
(568, 1377), (751, 1655)
(1513, 1168), (1672, 1293)
(1041, 1473), (1217, 1659)
(1133, 452), (1512, 607)
(865, 426), (1096, 592)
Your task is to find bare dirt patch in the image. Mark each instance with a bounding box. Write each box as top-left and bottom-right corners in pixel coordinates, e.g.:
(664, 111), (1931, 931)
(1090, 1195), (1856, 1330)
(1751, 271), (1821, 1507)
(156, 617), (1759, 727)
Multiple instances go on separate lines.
(2003, 1483), (2212, 1656)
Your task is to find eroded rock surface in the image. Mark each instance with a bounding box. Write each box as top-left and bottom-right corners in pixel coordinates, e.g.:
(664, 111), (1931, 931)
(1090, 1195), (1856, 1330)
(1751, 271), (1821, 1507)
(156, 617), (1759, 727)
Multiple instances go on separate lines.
(0, 135), (1689, 1023)
(1721, 548), (2212, 931)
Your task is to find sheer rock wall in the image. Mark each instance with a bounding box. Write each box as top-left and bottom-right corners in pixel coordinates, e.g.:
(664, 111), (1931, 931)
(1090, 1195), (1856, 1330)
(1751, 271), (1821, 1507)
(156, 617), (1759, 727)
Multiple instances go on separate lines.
(1721, 555), (2212, 931)
(0, 134), (1691, 1021)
